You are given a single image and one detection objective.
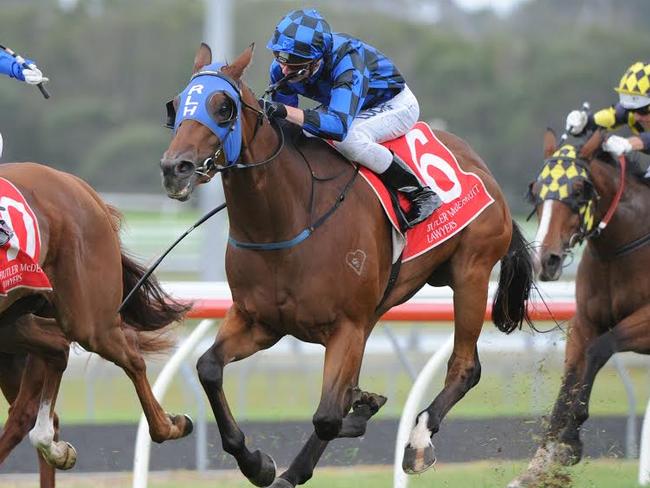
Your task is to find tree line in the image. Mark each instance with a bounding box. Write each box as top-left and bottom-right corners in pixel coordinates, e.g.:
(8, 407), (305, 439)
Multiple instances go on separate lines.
(0, 0), (648, 212)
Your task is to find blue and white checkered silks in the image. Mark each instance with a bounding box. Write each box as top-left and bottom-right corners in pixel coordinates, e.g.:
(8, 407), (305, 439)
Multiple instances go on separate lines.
(173, 62), (243, 166)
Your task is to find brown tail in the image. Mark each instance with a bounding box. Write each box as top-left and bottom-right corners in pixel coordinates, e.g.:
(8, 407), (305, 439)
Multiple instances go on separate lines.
(120, 250), (190, 353)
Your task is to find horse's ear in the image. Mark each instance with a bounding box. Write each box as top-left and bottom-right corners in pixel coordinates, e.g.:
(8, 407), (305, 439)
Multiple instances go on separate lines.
(193, 43), (213, 75)
(224, 44), (255, 80)
(543, 128), (557, 158)
(579, 130), (604, 159)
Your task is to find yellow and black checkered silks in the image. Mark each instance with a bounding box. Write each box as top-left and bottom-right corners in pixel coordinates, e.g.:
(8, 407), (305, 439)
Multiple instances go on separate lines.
(536, 145), (595, 233)
(615, 61), (650, 96)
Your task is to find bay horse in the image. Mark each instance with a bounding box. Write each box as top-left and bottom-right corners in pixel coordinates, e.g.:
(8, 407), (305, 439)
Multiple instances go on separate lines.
(508, 130), (650, 487)
(0, 162), (192, 481)
(161, 43), (533, 488)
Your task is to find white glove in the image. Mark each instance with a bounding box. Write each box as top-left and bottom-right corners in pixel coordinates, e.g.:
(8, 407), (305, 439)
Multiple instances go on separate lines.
(602, 135), (633, 157)
(565, 110), (588, 135)
(21, 64), (48, 85)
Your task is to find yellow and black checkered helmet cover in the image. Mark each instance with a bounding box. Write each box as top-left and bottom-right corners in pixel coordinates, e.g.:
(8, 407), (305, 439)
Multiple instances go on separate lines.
(615, 61), (650, 96)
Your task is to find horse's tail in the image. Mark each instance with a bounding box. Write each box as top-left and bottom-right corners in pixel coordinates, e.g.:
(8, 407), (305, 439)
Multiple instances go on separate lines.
(492, 222), (534, 334)
(105, 206), (190, 354)
(120, 250), (190, 353)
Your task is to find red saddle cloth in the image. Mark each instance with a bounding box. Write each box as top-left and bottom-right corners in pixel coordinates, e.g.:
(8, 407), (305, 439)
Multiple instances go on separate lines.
(360, 121), (495, 262)
(0, 177), (52, 295)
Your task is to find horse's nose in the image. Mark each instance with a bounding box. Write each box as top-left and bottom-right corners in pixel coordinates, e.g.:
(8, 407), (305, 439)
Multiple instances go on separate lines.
(540, 253), (563, 281)
(160, 158), (195, 178)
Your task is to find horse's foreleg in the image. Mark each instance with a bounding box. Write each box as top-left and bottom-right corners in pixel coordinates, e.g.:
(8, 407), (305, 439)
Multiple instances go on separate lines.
(196, 308), (280, 487)
(556, 306), (650, 464)
(88, 320), (192, 443)
(506, 316), (595, 488)
(270, 389), (386, 488)
(403, 269), (487, 475)
(270, 323), (368, 488)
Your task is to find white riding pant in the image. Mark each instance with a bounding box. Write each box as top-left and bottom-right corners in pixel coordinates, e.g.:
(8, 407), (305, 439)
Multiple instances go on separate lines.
(333, 85), (419, 173)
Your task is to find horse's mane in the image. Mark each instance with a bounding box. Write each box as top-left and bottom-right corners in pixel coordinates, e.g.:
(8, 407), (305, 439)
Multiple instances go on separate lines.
(593, 149), (650, 188)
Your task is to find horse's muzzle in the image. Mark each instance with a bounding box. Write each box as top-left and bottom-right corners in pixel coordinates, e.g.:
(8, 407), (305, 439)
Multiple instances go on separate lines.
(160, 158), (197, 201)
(539, 252), (564, 281)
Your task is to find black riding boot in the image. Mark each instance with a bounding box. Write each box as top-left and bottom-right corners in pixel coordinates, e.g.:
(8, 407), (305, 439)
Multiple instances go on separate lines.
(378, 154), (442, 227)
(0, 207), (13, 247)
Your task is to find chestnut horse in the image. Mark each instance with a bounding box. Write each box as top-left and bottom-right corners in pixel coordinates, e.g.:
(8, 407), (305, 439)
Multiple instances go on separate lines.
(0, 162), (192, 483)
(509, 130), (650, 487)
(161, 44), (533, 488)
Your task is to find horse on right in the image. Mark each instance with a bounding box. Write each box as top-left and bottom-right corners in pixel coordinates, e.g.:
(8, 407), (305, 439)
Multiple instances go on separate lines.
(509, 129), (650, 487)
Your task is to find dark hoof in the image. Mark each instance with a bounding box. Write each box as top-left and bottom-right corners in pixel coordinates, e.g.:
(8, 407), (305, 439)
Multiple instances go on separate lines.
(248, 451), (276, 487)
(181, 414), (194, 437)
(167, 413), (194, 439)
(269, 478), (293, 488)
(402, 443), (436, 474)
(352, 390), (387, 416)
(553, 440), (582, 466)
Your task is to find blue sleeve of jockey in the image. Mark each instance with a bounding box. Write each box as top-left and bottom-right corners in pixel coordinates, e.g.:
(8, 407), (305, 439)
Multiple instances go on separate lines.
(0, 50), (26, 81)
(302, 53), (368, 142)
(269, 61), (299, 107)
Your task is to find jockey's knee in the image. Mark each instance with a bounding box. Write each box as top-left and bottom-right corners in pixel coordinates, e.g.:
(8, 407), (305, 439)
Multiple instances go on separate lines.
(334, 138), (391, 173)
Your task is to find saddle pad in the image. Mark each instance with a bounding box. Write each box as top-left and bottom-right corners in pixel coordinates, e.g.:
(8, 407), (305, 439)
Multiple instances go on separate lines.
(0, 177), (52, 295)
(359, 121), (495, 262)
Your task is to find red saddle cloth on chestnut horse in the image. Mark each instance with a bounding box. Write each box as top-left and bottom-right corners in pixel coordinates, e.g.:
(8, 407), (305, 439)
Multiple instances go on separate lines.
(361, 121), (495, 262)
(0, 177), (52, 295)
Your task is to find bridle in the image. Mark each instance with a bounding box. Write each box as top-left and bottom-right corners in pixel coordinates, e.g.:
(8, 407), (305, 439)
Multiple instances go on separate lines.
(166, 69), (285, 181)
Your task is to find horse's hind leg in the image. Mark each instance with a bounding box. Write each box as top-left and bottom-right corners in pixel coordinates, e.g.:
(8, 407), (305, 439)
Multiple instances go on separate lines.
(403, 264), (490, 474)
(196, 307), (280, 487)
(13, 316), (76, 470)
(0, 354), (60, 486)
(270, 389), (386, 488)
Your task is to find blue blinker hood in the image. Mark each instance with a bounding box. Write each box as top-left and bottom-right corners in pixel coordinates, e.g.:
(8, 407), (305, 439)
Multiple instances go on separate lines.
(173, 62), (242, 165)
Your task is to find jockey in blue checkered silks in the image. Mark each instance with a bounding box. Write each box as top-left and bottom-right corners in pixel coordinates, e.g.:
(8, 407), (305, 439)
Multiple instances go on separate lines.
(265, 9), (441, 227)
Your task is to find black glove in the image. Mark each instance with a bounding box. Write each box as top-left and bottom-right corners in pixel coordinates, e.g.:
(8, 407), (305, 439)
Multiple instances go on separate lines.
(264, 100), (288, 120)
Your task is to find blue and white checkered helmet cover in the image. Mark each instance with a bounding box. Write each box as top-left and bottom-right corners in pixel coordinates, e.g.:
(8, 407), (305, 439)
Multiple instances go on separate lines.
(174, 62), (242, 166)
(266, 9), (332, 61)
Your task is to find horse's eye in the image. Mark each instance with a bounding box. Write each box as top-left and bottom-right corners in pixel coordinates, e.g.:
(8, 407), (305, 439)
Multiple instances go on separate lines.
(218, 101), (233, 121)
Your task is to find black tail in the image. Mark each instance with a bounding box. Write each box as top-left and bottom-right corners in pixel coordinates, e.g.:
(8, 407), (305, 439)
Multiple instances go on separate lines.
(492, 222), (534, 334)
(120, 251), (190, 352)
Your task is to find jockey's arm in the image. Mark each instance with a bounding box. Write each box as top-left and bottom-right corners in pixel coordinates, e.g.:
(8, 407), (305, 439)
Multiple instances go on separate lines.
(591, 104), (650, 154)
(0, 49), (25, 80)
(269, 62), (299, 106)
(302, 63), (366, 141)
(586, 104), (629, 132)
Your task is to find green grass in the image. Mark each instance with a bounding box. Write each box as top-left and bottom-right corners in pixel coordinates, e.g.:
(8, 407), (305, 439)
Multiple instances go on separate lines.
(0, 460), (641, 487)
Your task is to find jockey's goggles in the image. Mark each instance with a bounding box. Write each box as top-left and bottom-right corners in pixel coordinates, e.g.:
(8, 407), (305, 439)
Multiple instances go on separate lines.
(274, 51), (314, 67)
